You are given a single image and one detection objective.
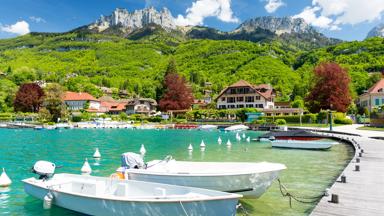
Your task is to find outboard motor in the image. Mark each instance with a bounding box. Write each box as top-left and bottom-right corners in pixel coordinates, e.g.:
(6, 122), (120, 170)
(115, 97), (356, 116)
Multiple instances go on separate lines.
(32, 161), (56, 180)
(121, 152), (146, 169)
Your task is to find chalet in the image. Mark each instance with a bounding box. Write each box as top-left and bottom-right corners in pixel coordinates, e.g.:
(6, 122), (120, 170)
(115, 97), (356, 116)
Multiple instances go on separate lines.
(357, 79), (384, 111)
(216, 80), (275, 109)
(125, 98), (157, 116)
(63, 92), (100, 111)
(98, 96), (127, 115)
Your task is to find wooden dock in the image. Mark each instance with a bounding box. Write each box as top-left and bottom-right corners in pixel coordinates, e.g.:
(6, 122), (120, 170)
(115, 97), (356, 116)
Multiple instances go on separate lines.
(310, 134), (384, 216)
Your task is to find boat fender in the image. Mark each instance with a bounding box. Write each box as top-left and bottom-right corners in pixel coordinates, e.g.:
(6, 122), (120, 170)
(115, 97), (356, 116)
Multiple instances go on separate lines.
(43, 192), (53, 209)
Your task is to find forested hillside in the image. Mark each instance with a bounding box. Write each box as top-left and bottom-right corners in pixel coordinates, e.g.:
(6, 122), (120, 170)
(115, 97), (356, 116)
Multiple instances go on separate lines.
(0, 32), (383, 112)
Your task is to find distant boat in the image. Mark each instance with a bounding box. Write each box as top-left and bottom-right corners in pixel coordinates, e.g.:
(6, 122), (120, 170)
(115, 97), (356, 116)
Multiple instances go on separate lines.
(117, 154), (286, 198)
(259, 130), (327, 141)
(198, 125), (218, 131)
(224, 125), (249, 132)
(23, 173), (241, 216)
(271, 140), (334, 150)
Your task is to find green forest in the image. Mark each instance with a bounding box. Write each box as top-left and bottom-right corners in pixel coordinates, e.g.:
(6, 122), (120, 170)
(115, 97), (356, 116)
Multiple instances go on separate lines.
(0, 32), (383, 112)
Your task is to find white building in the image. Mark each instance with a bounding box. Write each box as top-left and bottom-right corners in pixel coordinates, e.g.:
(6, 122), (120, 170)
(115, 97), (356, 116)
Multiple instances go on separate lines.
(63, 92), (100, 111)
(216, 80), (275, 109)
(125, 98), (157, 116)
(357, 79), (384, 111)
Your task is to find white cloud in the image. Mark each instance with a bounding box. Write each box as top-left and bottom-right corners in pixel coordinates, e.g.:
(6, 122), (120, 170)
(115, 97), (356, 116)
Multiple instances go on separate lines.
(264, 0), (285, 13)
(29, 16), (46, 23)
(295, 0), (384, 30)
(175, 0), (239, 26)
(0, 21), (30, 35)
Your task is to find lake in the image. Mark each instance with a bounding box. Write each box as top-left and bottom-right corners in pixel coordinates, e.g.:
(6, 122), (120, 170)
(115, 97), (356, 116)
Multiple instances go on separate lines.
(0, 128), (353, 215)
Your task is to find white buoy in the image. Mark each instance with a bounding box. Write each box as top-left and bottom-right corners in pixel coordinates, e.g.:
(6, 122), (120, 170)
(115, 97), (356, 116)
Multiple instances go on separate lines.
(140, 144), (146, 155)
(242, 133), (246, 139)
(246, 137), (251, 142)
(218, 137), (222, 145)
(226, 139), (232, 146)
(188, 143), (193, 151)
(236, 133), (240, 139)
(200, 140), (206, 148)
(0, 168), (12, 187)
(93, 148), (101, 158)
(81, 158), (92, 175)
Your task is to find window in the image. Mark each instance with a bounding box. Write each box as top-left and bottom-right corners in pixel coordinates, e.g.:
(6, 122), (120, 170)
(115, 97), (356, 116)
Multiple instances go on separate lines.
(237, 97), (244, 102)
(230, 89), (236, 94)
(246, 104), (254, 108)
(219, 105), (226, 109)
(237, 104), (244, 108)
(228, 105), (236, 109)
(256, 104), (264, 108)
(245, 96), (254, 102)
(375, 98), (380, 106)
(221, 97), (226, 102)
(227, 97), (235, 103)
(255, 96), (261, 101)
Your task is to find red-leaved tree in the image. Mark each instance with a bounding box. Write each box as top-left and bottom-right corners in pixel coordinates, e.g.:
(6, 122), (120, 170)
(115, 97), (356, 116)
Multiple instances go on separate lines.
(159, 61), (194, 111)
(14, 83), (45, 112)
(306, 62), (351, 113)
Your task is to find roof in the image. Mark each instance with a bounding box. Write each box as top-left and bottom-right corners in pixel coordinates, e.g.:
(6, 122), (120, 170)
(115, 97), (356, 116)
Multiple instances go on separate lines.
(100, 101), (127, 112)
(216, 80), (275, 100)
(126, 98), (158, 106)
(63, 92), (97, 101)
(98, 95), (115, 102)
(367, 79), (384, 94)
(229, 80), (254, 88)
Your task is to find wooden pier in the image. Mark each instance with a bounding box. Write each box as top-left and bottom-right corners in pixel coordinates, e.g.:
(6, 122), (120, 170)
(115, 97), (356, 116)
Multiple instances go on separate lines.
(310, 134), (384, 216)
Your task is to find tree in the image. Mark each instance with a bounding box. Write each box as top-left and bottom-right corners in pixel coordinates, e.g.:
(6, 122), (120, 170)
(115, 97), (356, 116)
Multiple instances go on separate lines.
(306, 62), (351, 113)
(9, 67), (37, 85)
(14, 83), (45, 112)
(159, 60), (194, 111)
(43, 83), (67, 122)
(0, 79), (17, 112)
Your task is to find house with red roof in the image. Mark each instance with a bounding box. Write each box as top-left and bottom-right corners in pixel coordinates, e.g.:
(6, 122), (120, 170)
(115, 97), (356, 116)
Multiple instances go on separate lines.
(357, 79), (384, 111)
(63, 92), (100, 111)
(216, 80), (276, 110)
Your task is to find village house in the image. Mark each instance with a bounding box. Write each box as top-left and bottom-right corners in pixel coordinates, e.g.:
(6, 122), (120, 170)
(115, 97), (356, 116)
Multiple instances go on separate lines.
(125, 98), (157, 116)
(97, 96), (127, 115)
(357, 79), (384, 112)
(216, 80), (275, 109)
(63, 92), (100, 111)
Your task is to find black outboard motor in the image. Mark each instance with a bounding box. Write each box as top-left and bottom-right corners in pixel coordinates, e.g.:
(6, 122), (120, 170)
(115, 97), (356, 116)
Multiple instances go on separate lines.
(121, 152), (146, 169)
(32, 161), (56, 180)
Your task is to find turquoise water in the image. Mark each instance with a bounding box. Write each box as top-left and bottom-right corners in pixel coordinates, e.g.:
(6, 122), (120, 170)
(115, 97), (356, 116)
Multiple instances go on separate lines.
(0, 128), (353, 216)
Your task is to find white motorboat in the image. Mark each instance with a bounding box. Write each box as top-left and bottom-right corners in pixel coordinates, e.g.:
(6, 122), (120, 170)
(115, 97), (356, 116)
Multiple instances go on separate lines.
(198, 125), (218, 130)
(117, 153), (286, 198)
(271, 140), (334, 150)
(23, 161), (241, 216)
(224, 125), (249, 132)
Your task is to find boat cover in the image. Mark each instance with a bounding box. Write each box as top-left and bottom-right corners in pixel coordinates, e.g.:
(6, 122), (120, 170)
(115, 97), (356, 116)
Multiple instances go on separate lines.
(259, 130), (328, 139)
(121, 152), (146, 169)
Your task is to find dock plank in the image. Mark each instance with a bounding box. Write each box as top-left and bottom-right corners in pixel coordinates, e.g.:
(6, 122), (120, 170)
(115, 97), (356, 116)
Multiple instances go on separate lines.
(310, 135), (384, 216)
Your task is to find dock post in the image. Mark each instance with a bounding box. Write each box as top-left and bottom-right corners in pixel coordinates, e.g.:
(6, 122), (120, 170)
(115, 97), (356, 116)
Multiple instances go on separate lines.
(330, 194), (339, 203)
(355, 165), (360, 171)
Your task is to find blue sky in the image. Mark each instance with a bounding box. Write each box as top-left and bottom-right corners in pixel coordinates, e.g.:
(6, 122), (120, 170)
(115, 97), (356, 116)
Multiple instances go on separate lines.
(0, 0), (383, 41)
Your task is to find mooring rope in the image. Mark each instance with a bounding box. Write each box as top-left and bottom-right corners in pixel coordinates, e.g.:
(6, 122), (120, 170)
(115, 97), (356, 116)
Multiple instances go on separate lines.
(146, 155), (173, 169)
(277, 179), (326, 208)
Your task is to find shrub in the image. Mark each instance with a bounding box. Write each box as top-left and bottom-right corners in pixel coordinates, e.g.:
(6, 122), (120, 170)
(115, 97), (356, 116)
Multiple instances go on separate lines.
(253, 119), (266, 125)
(72, 116), (82, 122)
(275, 119), (287, 125)
(261, 114), (316, 124)
(334, 117), (352, 125)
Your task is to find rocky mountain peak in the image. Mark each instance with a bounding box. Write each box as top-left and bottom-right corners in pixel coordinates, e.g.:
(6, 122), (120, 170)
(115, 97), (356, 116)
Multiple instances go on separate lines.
(366, 24), (384, 39)
(235, 16), (315, 35)
(88, 7), (177, 33)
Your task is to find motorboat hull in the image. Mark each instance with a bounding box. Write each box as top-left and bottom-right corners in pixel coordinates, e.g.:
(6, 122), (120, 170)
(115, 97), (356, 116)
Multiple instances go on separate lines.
(23, 174), (241, 216)
(123, 161), (286, 198)
(271, 140), (333, 150)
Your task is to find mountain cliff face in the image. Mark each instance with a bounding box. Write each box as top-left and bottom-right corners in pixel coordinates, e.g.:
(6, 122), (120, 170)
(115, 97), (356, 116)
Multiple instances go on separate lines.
(367, 24), (384, 38)
(235, 16), (316, 35)
(75, 8), (340, 49)
(88, 7), (177, 33)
